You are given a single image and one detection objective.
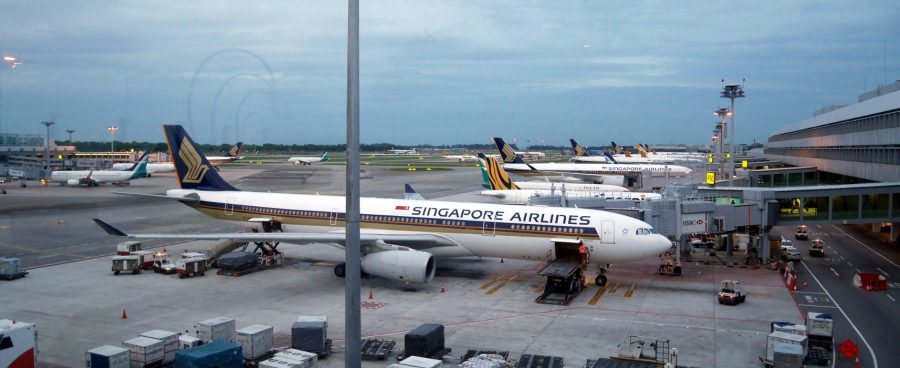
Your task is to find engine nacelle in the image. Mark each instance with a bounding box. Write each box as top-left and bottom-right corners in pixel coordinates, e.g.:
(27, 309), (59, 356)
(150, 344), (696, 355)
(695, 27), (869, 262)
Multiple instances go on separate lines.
(361, 250), (436, 283)
(67, 179), (82, 186)
(597, 175), (625, 187)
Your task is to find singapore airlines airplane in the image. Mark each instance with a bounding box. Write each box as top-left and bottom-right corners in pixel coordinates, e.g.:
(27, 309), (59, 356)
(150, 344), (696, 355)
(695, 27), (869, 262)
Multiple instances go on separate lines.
(288, 152), (329, 165)
(494, 138), (692, 179)
(93, 125), (671, 286)
(477, 154), (658, 205)
(206, 142), (244, 166)
(51, 156), (149, 186)
(111, 152), (175, 174)
(569, 139), (675, 164)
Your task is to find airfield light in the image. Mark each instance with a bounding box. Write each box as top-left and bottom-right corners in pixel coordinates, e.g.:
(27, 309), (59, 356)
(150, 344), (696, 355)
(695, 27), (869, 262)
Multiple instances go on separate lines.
(107, 125), (119, 153)
(41, 121), (55, 170)
(720, 79), (745, 187)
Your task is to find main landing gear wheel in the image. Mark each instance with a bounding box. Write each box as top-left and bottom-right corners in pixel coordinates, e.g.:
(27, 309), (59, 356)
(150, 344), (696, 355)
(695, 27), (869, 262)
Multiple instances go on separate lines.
(334, 263), (346, 278)
(595, 274), (608, 287)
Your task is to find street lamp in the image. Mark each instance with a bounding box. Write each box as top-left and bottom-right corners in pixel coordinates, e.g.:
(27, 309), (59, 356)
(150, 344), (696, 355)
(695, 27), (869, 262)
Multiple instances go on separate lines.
(41, 121), (55, 170)
(66, 129), (75, 144)
(107, 125), (119, 154)
(720, 80), (745, 185)
(713, 108), (731, 179)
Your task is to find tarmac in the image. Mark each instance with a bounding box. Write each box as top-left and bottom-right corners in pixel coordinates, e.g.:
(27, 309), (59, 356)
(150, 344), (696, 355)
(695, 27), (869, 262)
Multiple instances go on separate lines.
(1, 162), (803, 367)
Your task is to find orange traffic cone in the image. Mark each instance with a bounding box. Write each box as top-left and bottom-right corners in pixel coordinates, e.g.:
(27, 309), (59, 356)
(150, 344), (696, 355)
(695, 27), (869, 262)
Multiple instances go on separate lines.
(440, 287), (446, 293)
(368, 289), (374, 299)
(121, 306), (128, 319)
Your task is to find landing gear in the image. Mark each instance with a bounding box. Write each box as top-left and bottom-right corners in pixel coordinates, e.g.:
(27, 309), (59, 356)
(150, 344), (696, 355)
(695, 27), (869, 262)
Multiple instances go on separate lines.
(334, 263), (346, 278)
(595, 274), (608, 287)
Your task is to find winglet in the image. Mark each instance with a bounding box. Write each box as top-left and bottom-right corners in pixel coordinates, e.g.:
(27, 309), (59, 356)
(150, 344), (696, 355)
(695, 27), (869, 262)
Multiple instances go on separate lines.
(93, 219), (128, 237)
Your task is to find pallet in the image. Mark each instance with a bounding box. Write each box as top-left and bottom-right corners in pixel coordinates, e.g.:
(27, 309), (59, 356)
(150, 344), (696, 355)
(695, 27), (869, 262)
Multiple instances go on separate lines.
(217, 267), (261, 277)
(461, 350), (509, 362)
(0, 272), (27, 281)
(361, 339), (395, 360)
(397, 347), (451, 361)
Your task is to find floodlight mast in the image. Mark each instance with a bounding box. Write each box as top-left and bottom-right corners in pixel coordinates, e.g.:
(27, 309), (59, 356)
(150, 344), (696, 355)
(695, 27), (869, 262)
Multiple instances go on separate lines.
(720, 80), (745, 186)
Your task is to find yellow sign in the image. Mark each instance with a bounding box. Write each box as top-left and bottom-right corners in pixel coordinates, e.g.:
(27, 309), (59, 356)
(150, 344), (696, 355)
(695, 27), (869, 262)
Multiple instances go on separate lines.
(706, 172), (716, 185)
(708, 157), (714, 163)
(726, 153), (731, 158)
(741, 160), (748, 168)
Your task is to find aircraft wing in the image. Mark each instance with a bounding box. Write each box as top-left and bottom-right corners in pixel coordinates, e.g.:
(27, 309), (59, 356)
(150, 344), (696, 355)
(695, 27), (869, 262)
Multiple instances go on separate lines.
(93, 219), (458, 250)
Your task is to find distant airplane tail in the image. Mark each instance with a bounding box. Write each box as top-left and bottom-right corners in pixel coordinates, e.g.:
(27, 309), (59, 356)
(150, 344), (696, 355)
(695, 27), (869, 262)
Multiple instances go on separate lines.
(636, 144), (648, 158)
(603, 152), (618, 164)
(321, 152), (329, 162)
(477, 155), (492, 188)
(569, 139), (590, 157)
(228, 142), (244, 158)
(128, 155), (150, 180)
(477, 153), (519, 190)
(404, 184), (426, 201)
(126, 151), (151, 171)
(492, 137), (526, 164)
(163, 125), (239, 191)
(610, 141), (622, 154)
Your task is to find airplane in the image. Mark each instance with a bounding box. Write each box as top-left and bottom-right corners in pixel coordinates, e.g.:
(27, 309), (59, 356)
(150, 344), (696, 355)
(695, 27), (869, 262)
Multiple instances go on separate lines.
(111, 152), (175, 175)
(385, 148), (418, 155)
(478, 153), (628, 192)
(570, 139), (675, 164)
(206, 142), (243, 166)
(494, 137), (692, 178)
(92, 125), (672, 287)
(441, 152), (478, 162)
(639, 143), (704, 160)
(288, 152), (329, 165)
(51, 155), (149, 186)
(477, 154), (656, 205)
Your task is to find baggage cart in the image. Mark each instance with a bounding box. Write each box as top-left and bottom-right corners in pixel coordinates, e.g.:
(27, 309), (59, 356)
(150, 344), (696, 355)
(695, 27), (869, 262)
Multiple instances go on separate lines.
(177, 257), (208, 278)
(112, 255), (142, 275)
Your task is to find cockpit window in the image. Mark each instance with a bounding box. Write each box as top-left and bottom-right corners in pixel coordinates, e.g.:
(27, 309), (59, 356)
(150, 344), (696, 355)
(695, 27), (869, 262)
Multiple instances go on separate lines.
(636, 228), (652, 235)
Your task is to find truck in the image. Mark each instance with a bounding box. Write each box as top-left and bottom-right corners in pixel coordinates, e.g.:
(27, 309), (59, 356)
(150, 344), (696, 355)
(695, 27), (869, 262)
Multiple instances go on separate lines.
(0, 320), (37, 368)
(111, 255), (142, 275)
(131, 250), (156, 270)
(116, 241), (142, 255)
(795, 225), (809, 240)
(176, 256), (208, 279)
(152, 251), (177, 274)
(805, 313), (834, 366)
(808, 239), (825, 257)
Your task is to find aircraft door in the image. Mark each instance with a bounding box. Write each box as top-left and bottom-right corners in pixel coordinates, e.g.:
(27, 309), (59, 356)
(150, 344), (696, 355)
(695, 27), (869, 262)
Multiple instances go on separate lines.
(225, 197), (236, 216)
(329, 208), (338, 225)
(482, 221), (496, 237)
(600, 220), (614, 244)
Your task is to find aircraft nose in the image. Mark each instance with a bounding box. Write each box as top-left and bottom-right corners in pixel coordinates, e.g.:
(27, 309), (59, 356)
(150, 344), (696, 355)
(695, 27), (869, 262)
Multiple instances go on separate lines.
(651, 235), (673, 255)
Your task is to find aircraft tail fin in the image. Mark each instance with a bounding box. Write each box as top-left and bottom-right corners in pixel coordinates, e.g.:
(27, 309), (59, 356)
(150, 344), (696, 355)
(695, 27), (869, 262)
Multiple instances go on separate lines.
(126, 151), (150, 171)
(228, 142), (244, 158)
(610, 141), (622, 154)
(636, 144), (648, 158)
(492, 137), (526, 164)
(321, 152), (329, 162)
(477, 153), (519, 190)
(603, 152), (618, 164)
(477, 155), (492, 188)
(569, 139), (590, 157)
(404, 184), (426, 201)
(163, 125), (240, 191)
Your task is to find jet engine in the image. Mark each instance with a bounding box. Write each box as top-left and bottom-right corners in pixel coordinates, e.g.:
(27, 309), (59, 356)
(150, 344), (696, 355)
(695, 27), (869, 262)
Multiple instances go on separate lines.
(361, 249), (436, 283)
(67, 179), (82, 186)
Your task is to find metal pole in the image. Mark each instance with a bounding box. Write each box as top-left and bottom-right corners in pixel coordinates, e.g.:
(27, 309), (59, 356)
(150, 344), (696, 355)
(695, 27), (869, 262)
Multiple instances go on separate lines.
(345, 0), (361, 367)
(729, 98), (735, 185)
(42, 121), (54, 171)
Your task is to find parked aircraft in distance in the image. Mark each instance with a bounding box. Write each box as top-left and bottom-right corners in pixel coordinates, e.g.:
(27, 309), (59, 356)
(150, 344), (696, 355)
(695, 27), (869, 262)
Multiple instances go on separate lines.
(111, 152), (174, 175)
(288, 152), (329, 165)
(51, 156), (149, 186)
(206, 142), (244, 166)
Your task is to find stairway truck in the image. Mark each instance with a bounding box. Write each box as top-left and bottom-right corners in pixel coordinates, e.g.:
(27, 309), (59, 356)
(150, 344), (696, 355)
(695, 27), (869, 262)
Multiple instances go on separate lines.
(111, 255), (142, 275)
(0, 319), (37, 368)
(176, 257), (209, 279)
(806, 313), (834, 351)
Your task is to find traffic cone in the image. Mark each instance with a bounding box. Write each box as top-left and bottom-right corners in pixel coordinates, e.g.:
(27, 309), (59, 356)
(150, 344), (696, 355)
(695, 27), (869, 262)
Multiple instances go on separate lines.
(440, 287), (446, 293)
(854, 354), (860, 367)
(803, 279), (808, 288)
(121, 306), (128, 319)
(368, 289), (374, 299)
(500, 258), (504, 263)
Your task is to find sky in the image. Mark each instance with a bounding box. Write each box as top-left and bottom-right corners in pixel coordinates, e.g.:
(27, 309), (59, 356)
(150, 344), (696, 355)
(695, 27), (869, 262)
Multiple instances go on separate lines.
(0, 1), (898, 146)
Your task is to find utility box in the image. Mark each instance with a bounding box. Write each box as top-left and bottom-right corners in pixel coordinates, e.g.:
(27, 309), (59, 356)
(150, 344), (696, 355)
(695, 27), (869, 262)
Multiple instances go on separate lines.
(404, 324), (445, 359)
(138, 330), (179, 365)
(197, 317), (236, 343)
(235, 324), (274, 360)
(86, 345), (130, 368)
(765, 332), (806, 363)
(292, 316), (328, 354)
(122, 336), (164, 368)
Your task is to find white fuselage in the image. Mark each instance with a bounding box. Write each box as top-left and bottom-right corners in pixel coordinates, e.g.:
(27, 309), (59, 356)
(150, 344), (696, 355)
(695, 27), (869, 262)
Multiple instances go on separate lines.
(112, 162), (175, 173)
(479, 189), (661, 205)
(502, 162), (692, 176)
(288, 157), (324, 165)
(443, 155), (478, 162)
(513, 181), (628, 192)
(51, 170), (133, 184)
(168, 189), (671, 264)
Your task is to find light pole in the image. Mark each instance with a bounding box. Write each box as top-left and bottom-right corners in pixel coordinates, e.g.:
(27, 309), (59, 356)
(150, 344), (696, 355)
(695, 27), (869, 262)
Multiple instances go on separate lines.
(107, 125), (119, 154)
(720, 80), (745, 185)
(713, 107), (731, 179)
(66, 129), (75, 145)
(1, 55), (22, 133)
(41, 121), (55, 170)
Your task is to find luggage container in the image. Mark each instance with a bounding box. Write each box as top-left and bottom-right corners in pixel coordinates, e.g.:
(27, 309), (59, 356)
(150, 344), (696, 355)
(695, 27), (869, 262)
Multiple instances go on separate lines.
(397, 356), (443, 368)
(805, 312), (834, 353)
(122, 336), (164, 368)
(770, 322), (807, 336)
(235, 324), (274, 360)
(291, 316), (330, 355)
(179, 335), (203, 350)
(139, 330), (179, 364)
(176, 257), (208, 279)
(0, 257), (27, 280)
(0, 319), (38, 368)
(86, 345), (130, 368)
(173, 341), (243, 368)
(116, 241), (142, 255)
(111, 255), (142, 275)
(197, 317), (236, 343)
(275, 349), (318, 366)
(260, 356), (311, 368)
(404, 324), (446, 359)
(773, 343), (803, 368)
(218, 252), (259, 272)
(131, 251), (155, 270)
(764, 332), (806, 364)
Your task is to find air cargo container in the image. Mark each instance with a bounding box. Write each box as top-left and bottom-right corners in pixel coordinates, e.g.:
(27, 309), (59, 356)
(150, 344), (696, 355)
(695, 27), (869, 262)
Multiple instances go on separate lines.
(86, 345), (129, 368)
(275, 349), (317, 367)
(173, 341), (242, 368)
(235, 324), (274, 360)
(138, 330), (179, 364)
(197, 317), (236, 343)
(292, 316), (329, 354)
(122, 336), (164, 368)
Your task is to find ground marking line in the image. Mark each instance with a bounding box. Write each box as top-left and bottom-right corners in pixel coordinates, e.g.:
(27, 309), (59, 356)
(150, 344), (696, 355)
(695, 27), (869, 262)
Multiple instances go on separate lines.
(875, 267), (888, 276)
(888, 295), (895, 302)
(801, 261), (878, 368)
(832, 225), (899, 269)
(830, 267), (840, 277)
(798, 304), (838, 309)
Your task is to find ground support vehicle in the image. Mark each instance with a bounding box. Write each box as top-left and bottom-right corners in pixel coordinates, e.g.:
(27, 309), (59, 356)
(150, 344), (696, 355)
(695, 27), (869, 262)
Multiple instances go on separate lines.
(112, 255), (142, 275)
(535, 241), (589, 305)
(717, 280), (746, 305)
(176, 256), (208, 279)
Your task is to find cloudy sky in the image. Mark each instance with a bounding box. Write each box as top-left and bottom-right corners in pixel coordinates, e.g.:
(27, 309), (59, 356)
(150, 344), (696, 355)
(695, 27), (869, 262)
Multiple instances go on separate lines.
(1, 1), (897, 146)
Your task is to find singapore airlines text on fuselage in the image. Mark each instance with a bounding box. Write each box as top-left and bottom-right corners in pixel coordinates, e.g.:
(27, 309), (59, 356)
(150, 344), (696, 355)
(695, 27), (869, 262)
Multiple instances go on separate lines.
(410, 206), (590, 226)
